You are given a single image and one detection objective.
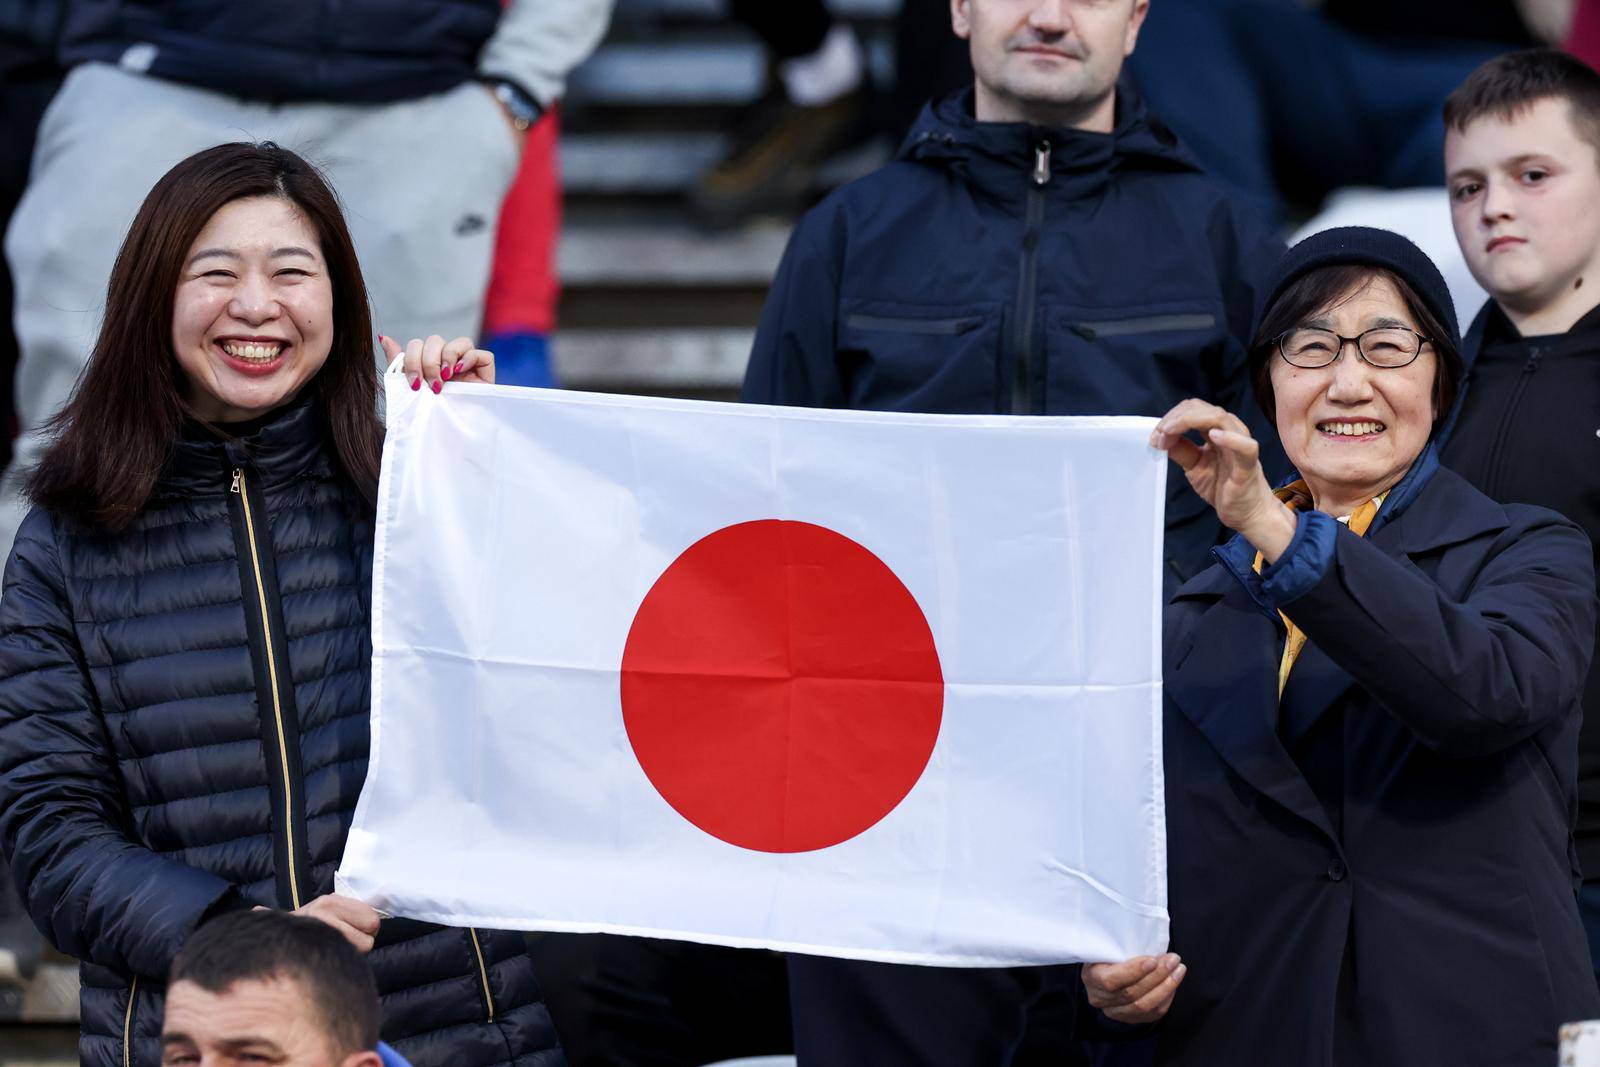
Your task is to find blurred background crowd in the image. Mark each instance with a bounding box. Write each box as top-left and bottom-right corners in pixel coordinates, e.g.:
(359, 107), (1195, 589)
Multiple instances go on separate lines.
(1, 0), (1598, 1063)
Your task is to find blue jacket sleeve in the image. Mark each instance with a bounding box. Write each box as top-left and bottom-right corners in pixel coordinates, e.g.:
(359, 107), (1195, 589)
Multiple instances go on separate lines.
(0, 511), (235, 979)
(740, 207), (846, 408)
(1273, 511), (1597, 758)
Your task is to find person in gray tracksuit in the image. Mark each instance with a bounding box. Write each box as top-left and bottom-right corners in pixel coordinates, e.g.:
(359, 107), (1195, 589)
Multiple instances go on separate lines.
(0, 0), (614, 563)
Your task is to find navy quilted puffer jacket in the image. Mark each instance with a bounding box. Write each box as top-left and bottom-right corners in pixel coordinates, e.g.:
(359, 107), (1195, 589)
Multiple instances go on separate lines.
(0, 398), (563, 1067)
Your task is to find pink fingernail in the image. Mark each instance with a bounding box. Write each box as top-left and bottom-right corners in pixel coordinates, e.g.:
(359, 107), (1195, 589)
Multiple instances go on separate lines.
(431, 379), (442, 394)
(441, 364), (452, 381)
(410, 376), (421, 391)
(455, 360), (465, 374)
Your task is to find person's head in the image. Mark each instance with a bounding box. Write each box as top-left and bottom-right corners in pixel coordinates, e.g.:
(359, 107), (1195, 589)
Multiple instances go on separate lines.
(951, 0), (1149, 130)
(1444, 50), (1600, 330)
(1249, 228), (1463, 512)
(162, 910), (382, 1067)
(28, 141), (383, 530)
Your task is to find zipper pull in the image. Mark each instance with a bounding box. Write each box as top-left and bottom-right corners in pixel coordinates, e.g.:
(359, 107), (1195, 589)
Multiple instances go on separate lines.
(1033, 141), (1051, 186)
(230, 469), (243, 494)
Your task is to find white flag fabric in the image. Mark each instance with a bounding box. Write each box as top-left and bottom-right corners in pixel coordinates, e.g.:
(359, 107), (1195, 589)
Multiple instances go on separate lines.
(336, 372), (1169, 968)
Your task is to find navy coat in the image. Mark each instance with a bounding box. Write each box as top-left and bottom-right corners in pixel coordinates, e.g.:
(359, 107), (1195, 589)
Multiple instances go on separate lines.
(741, 86), (1285, 595)
(1159, 461), (1600, 1066)
(0, 400), (562, 1067)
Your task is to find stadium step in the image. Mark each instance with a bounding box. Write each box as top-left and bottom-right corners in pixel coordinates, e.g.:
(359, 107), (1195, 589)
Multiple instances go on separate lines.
(554, 0), (898, 397)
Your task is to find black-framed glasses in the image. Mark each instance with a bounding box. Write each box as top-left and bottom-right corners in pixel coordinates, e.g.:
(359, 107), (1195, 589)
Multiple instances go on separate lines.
(1275, 327), (1431, 369)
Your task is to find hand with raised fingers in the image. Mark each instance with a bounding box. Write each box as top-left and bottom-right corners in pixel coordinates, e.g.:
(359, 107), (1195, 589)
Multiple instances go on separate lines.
(1082, 953), (1187, 1025)
(1148, 398), (1296, 561)
(382, 333), (496, 394)
(255, 893), (382, 953)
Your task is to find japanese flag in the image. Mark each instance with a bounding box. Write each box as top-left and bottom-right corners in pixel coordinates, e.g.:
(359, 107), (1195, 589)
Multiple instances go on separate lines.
(336, 372), (1169, 967)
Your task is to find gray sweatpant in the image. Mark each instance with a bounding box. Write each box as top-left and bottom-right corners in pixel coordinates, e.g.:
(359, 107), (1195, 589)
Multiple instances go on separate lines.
(1, 62), (522, 558)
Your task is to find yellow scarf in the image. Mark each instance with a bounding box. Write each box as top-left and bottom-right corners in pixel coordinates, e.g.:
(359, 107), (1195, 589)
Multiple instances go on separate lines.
(1253, 483), (1383, 698)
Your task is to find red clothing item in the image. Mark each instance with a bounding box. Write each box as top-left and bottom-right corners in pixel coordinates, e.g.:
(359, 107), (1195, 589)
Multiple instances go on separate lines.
(483, 105), (561, 336)
(1568, 0), (1600, 71)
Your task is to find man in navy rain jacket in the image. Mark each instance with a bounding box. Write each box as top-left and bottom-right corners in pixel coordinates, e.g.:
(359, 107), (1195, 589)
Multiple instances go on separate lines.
(741, 0), (1284, 1060)
(744, 0), (1286, 607)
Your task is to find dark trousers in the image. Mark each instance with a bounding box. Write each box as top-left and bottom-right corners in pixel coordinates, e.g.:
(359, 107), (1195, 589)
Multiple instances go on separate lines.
(0, 63), (60, 472)
(530, 934), (793, 1066)
(1126, 0), (1510, 224)
(788, 955), (1089, 1066)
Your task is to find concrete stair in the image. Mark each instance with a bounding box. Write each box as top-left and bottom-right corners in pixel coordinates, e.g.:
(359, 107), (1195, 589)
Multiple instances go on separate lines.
(553, 0), (899, 397)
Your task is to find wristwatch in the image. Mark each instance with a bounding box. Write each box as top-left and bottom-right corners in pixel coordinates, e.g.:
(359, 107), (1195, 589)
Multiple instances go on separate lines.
(484, 78), (543, 132)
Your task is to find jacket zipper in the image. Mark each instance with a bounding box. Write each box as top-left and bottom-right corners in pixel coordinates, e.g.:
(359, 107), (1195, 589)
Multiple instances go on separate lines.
(123, 975), (138, 1067)
(1011, 140), (1050, 414)
(1483, 346), (1542, 499)
(468, 927), (496, 1021)
(231, 467), (306, 909)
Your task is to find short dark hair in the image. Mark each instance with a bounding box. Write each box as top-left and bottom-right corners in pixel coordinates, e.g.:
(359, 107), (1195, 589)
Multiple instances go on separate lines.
(1248, 264), (1463, 430)
(1444, 49), (1600, 158)
(27, 141), (384, 531)
(169, 909), (380, 1056)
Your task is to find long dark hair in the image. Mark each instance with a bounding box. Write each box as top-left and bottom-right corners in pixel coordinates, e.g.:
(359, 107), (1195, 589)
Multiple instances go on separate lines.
(1248, 264), (1463, 430)
(27, 142), (383, 530)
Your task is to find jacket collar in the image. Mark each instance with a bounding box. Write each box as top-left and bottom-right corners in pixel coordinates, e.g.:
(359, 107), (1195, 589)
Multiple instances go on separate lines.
(1208, 442), (1443, 616)
(1168, 462), (1510, 842)
(896, 82), (1200, 206)
(1477, 295), (1600, 349)
(156, 393), (334, 498)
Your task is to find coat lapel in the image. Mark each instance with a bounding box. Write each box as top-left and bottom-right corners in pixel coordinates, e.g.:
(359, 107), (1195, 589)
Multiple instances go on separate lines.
(1276, 640), (1355, 748)
(1167, 578), (1339, 843)
(1273, 468), (1510, 744)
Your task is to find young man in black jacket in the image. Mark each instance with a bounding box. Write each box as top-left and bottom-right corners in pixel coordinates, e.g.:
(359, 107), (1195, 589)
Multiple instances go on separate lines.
(740, 0), (1282, 1061)
(1442, 49), (1600, 984)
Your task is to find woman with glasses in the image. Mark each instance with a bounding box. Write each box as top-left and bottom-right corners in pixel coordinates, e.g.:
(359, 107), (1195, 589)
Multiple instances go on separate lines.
(1080, 228), (1600, 1065)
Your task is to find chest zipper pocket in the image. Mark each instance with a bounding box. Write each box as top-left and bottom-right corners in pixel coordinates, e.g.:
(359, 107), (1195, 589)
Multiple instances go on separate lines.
(845, 314), (983, 335)
(1071, 312), (1217, 341)
(468, 927), (496, 1021)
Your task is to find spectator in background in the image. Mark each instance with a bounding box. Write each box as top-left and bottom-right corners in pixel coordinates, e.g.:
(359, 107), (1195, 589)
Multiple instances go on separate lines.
(0, 0), (614, 563)
(1440, 49), (1600, 984)
(1127, 0), (1546, 227)
(740, 0), (1283, 1059)
(162, 910), (401, 1067)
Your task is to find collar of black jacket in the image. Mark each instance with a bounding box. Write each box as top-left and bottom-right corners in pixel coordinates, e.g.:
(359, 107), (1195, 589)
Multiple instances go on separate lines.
(896, 81), (1200, 202)
(159, 392), (334, 497)
(1477, 295), (1600, 350)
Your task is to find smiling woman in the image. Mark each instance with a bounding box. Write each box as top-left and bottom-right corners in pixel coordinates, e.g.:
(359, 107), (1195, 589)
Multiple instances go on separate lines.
(0, 143), (559, 1067)
(1082, 227), (1600, 1065)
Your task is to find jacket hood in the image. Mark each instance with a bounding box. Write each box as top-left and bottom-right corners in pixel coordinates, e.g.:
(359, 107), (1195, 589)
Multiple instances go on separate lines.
(896, 82), (1202, 192)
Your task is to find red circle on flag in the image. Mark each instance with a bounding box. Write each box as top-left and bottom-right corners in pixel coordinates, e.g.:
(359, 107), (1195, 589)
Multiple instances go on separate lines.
(621, 519), (944, 853)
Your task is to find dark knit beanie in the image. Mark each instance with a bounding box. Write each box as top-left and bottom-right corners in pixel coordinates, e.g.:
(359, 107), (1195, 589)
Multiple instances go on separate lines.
(1258, 226), (1461, 353)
